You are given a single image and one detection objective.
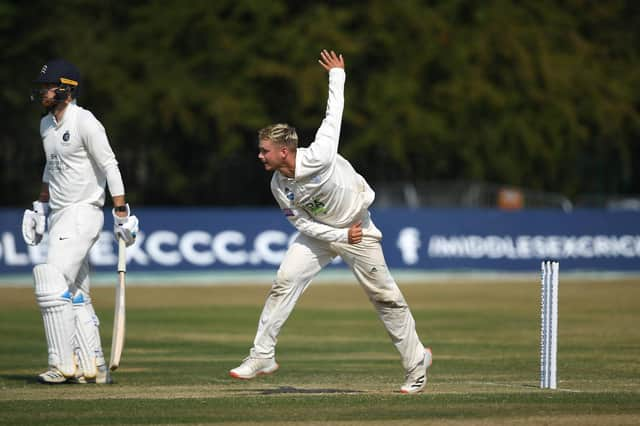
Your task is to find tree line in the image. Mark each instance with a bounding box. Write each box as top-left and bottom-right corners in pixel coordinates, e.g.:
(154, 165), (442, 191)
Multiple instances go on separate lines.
(2, 0), (638, 206)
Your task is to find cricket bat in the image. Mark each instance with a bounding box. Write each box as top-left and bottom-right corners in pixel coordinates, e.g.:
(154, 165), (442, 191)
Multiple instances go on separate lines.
(109, 238), (127, 371)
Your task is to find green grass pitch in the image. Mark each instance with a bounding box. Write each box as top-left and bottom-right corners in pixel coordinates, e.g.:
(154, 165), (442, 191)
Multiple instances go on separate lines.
(1, 277), (639, 425)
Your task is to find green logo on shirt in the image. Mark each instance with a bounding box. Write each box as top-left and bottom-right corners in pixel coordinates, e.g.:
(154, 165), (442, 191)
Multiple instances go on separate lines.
(305, 199), (326, 215)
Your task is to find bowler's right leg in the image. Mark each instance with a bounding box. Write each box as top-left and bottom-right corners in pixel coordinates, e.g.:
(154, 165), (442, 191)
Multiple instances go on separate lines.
(230, 234), (333, 379)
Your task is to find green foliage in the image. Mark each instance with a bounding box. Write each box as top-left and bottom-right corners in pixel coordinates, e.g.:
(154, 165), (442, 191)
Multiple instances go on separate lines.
(1, 0), (638, 205)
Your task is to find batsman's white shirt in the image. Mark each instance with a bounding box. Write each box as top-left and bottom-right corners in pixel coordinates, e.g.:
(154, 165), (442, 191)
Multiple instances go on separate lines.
(270, 68), (375, 243)
(40, 102), (124, 212)
(39, 102), (124, 287)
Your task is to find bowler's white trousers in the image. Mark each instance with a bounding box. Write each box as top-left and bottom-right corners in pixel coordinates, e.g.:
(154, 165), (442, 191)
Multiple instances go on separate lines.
(249, 222), (426, 372)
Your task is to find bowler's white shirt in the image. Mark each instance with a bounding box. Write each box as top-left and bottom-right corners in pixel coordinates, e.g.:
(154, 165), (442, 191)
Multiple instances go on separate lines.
(40, 102), (124, 211)
(271, 68), (375, 243)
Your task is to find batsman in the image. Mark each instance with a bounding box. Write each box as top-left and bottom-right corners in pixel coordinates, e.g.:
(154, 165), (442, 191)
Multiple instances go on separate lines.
(23, 59), (139, 384)
(230, 50), (431, 393)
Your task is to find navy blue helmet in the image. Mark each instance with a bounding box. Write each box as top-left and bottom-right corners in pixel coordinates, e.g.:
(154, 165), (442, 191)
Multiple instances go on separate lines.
(31, 59), (81, 103)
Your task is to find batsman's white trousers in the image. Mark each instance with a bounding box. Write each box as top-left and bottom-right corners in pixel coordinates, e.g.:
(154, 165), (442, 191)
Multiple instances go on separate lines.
(46, 204), (103, 293)
(250, 219), (426, 372)
(37, 204), (105, 374)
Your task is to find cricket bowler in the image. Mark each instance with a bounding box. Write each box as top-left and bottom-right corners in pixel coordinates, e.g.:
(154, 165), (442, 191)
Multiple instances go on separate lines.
(229, 50), (431, 394)
(24, 58), (139, 384)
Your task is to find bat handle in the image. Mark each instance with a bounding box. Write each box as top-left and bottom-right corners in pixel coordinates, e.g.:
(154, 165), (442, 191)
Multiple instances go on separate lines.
(117, 238), (127, 273)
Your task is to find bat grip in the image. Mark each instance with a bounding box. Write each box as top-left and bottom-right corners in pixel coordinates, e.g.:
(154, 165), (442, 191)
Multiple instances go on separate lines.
(117, 238), (127, 273)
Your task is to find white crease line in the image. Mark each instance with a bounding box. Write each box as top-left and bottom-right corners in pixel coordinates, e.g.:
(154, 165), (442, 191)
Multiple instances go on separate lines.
(464, 381), (584, 393)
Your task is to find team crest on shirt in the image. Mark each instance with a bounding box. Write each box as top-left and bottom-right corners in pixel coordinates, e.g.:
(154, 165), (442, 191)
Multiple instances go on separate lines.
(62, 130), (71, 145)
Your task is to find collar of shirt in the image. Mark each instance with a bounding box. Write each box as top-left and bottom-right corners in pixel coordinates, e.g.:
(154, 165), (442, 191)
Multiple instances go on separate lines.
(51, 101), (77, 128)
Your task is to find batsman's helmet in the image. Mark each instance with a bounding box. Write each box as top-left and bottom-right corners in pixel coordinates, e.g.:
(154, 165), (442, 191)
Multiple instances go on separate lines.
(31, 58), (81, 103)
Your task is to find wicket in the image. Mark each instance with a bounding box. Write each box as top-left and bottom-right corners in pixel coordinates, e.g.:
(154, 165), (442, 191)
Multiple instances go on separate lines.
(540, 260), (559, 389)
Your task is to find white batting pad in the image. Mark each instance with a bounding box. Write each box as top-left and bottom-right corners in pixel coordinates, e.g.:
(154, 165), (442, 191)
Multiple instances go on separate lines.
(72, 293), (105, 378)
(33, 264), (76, 377)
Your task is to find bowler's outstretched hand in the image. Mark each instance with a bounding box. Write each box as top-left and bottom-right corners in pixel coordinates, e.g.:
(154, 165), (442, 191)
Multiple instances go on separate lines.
(319, 49), (344, 71)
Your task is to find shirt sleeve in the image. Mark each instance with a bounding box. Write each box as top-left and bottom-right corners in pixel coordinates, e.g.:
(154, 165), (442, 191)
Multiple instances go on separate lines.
(41, 165), (50, 184)
(272, 182), (348, 243)
(80, 111), (125, 197)
(296, 68), (346, 179)
(40, 118), (51, 184)
(287, 211), (349, 243)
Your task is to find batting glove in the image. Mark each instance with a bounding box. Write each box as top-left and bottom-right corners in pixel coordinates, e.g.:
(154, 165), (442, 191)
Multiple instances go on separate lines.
(112, 204), (139, 247)
(22, 201), (48, 246)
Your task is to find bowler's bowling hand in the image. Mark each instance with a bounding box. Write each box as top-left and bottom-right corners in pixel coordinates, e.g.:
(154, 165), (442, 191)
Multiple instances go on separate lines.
(319, 49), (344, 71)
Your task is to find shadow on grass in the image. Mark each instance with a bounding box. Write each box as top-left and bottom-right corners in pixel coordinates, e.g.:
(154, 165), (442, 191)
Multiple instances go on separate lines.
(250, 386), (364, 395)
(1, 374), (39, 384)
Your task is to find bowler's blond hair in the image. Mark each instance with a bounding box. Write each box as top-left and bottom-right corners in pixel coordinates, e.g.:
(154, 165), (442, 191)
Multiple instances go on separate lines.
(258, 124), (298, 152)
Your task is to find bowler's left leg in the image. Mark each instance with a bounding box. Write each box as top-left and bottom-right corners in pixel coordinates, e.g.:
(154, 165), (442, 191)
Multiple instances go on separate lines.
(335, 231), (429, 393)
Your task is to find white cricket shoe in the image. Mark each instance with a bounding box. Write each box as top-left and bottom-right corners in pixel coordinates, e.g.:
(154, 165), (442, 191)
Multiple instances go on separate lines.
(94, 363), (113, 384)
(37, 368), (68, 384)
(229, 356), (279, 380)
(69, 364), (113, 384)
(400, 348), (432, 394)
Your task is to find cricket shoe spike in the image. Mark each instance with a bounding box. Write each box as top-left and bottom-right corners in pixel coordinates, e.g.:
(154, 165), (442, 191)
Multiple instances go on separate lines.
(229, 356), (279, 380)
(37, 368), (69, 384)
(400, 348), (432, 394)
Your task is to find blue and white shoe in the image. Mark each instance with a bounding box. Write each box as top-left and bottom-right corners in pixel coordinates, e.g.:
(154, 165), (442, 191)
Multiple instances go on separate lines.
(37, 368), (68, 384)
